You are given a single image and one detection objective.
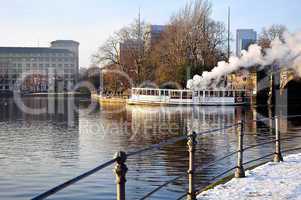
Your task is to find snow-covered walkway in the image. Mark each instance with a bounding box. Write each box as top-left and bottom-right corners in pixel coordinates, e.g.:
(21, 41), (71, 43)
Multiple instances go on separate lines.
(198, 153), (301, 200)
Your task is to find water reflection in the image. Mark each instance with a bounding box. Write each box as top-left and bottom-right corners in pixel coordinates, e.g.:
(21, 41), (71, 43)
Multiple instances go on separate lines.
(1, 98), (301, 200)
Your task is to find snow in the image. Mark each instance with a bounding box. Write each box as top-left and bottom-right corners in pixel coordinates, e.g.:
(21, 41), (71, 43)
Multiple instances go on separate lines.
(197, 153), (301, 200)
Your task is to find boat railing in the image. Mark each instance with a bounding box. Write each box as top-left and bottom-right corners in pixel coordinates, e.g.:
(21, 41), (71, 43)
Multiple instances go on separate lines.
(31, 115), (301, 200)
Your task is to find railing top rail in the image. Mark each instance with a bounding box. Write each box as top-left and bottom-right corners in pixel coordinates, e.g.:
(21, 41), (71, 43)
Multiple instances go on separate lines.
(31, 158), (117, 200)
(127, 123), (238, 158)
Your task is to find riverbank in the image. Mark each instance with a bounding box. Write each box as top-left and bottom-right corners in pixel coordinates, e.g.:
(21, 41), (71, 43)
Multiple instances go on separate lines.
(197, 153), (301, 200)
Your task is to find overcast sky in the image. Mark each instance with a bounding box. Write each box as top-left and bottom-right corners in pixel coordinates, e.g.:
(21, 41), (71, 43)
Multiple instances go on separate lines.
(1, 0), (300, 68)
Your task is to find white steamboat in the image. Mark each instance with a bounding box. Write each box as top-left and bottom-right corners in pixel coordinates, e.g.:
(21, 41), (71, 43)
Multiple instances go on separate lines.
(127, 88), (251, 106)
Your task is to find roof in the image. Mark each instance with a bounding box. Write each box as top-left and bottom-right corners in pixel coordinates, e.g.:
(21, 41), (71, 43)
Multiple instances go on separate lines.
(0, 47), (72, 54)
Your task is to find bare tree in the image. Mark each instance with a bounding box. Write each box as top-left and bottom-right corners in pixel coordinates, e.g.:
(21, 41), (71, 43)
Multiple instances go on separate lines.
(92, 34), (121, 66)
(93, 0), (228, 89)
(258, 24), (287, 49)
(150, 0), (227, 87)
(92, 18), (152, 87)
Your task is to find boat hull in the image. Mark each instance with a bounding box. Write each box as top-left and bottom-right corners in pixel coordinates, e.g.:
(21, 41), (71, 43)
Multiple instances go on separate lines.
(127, 99), (247, 106)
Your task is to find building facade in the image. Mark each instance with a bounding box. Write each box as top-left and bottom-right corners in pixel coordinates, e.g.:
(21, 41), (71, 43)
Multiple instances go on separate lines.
(0, 40), (79, 93)
(145, 25), (166, 48)
(236, 29), (257, 56)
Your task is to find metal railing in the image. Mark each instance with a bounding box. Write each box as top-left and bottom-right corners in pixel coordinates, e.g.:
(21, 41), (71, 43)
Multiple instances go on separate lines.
(31, 115), (301, 200)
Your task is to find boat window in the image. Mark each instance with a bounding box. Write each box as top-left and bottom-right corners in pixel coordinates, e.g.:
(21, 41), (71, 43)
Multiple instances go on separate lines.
(219, 91), (223, 97)
(229, 91), (233, 97)
(188, 91), (193, 99)
(200, 91), (203, 96)
(205, 91), (208, 97)
(194, 91), (198, 96)
(165, 91), (169, 96)
(210, 91), (214, 97)
(160, 90), (164, 96)
(182, 91), (188, 99)
(171, 91), (180, 99)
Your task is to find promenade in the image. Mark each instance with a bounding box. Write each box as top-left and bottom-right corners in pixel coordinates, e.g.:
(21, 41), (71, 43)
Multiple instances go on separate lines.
(198, 153), (301, 200)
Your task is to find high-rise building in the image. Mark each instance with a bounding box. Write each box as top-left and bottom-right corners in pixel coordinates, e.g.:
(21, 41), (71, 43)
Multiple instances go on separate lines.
(146, 25), (166, 48)
(0, 40), (79, 93)
(236, 29), (257, 56)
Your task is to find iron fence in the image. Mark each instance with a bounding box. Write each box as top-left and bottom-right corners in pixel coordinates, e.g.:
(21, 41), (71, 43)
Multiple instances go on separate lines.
(31, 115), (301, 200)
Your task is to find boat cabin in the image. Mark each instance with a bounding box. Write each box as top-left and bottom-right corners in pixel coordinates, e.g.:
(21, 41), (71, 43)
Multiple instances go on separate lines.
(128, 88), (250, 106)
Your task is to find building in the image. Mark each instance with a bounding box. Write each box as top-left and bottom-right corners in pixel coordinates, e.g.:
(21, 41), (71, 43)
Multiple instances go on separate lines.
(119, 39), (143, 67)
(146, 25), (166, 48)
(236, 29), (257, 56)
(0, 40), (79, 93)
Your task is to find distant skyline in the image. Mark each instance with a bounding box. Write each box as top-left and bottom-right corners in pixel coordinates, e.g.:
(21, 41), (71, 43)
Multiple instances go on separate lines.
(1, 0), (300, 68)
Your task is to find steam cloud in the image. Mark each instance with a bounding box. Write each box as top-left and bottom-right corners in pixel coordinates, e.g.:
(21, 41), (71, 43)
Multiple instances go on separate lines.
(187, 31), (301, 90)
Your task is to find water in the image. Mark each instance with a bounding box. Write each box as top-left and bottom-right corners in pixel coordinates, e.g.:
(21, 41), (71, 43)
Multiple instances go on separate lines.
(1, 97), (301, 200)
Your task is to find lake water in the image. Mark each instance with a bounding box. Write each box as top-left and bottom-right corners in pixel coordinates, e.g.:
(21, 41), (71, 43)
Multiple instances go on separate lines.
(1, 97), (301, 200)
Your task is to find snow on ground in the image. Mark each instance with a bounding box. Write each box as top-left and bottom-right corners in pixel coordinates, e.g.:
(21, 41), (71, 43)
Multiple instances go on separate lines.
(198, 153), (301, 200)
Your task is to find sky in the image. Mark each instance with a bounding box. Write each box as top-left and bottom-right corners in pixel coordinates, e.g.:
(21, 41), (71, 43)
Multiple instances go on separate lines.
(0, 0), (300, 68)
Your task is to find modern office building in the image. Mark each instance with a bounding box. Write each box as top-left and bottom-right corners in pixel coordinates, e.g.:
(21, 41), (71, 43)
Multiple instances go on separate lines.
(0, 40), (79, 93)
(236, 29), (257, 56)
(146, 25), (166, 48)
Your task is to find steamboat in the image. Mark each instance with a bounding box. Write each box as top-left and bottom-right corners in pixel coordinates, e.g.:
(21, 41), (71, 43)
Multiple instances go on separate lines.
(127, 87), (251, 106)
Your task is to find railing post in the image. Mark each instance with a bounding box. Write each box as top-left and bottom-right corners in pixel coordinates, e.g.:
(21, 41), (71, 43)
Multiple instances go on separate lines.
(235, 121), (245, 178)
(273, 116), (283, 162)
(113, 151), (128, 200)
(187, 131), (197, 200)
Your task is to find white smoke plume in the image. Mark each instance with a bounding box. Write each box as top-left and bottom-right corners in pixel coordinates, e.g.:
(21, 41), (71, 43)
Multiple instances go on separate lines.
(187, 31), (301, 90)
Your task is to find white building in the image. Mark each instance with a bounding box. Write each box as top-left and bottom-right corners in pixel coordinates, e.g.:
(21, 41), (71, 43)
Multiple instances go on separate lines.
(236, 29), (257, 56)
(0, 40), (79, 93)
